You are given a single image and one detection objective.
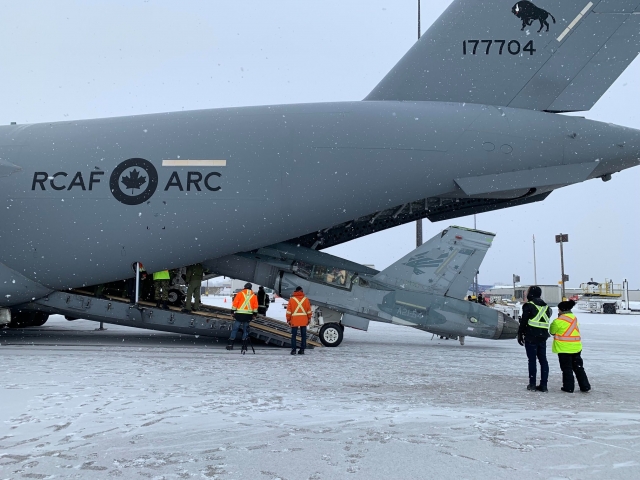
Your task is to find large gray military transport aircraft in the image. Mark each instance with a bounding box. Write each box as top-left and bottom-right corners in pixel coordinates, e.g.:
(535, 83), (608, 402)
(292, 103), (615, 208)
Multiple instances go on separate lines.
(2, 0), (640, 342)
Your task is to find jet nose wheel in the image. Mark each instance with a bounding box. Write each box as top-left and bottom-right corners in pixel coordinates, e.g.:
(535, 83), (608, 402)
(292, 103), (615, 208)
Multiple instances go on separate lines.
(319, 323), (343, 347)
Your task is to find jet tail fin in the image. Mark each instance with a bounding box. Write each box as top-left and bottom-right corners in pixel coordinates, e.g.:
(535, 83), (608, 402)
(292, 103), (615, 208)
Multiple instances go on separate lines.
(373, 227), (495, 300)
(366, 0), (640, 112)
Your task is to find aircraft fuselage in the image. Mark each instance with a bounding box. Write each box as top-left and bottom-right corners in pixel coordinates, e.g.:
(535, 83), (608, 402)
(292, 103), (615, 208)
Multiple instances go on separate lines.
(1, 101), (639, 305)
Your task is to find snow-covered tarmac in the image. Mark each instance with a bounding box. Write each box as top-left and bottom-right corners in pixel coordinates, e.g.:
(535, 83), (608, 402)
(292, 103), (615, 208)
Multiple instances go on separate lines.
(1, 297), (639, 479)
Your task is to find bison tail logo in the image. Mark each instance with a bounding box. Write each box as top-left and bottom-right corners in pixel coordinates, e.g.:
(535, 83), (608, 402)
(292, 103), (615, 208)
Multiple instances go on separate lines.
(512, 1), (555, 33)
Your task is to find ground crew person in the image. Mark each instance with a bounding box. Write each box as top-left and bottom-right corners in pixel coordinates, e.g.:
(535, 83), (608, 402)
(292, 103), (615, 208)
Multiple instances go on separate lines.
(257, 286), (270, 315)
(183, 263), (204, 313)
(517, 286), (552, 392)
(286, 286), (312, 355)
(550, 300), (591, 393)
(226, 283), (258, 351)
(153, 269), (170, 309)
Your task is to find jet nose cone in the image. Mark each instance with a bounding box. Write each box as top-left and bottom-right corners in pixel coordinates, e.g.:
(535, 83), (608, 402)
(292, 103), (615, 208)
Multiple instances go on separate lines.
(496, 312), (519, 340)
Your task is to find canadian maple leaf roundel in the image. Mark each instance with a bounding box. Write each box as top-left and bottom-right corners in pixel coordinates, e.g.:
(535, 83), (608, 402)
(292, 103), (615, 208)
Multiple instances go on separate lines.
(121, 169), (147, 194)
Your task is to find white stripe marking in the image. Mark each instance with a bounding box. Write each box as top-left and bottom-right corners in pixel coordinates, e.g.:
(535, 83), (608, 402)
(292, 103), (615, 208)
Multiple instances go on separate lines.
(162, 160), (227, 167)
(557, 2), (593, 42)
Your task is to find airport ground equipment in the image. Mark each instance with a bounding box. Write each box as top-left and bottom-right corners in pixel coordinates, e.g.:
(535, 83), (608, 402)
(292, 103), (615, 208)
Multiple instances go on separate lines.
(16, 291), (320, 348)
(205, 226), (520, 347)
(577, 279), (640, 314)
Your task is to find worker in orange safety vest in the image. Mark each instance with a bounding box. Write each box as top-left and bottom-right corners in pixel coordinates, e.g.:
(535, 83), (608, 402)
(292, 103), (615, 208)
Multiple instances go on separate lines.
(549, 300), (591, 393)
(226, 283), (258, 352)
(286, 286), (312, 355)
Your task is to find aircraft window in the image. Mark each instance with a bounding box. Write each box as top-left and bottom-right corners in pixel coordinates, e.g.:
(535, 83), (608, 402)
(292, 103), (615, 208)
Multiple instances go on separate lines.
(353, 276), (369, 288)
(310, 266), (353, 289)
(293, 261), (312, 278)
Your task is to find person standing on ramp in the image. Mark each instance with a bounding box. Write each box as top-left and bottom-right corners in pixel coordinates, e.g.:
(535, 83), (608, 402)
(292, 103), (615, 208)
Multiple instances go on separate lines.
(183, 263), (204, 313)
(152, 269), (171, 309)
(227, 283), (258, 351)
(517, 286), (551, 392)
(257, 286), (271, 315)
(286, 286), (312, 355)
(550, 300), (591, 393)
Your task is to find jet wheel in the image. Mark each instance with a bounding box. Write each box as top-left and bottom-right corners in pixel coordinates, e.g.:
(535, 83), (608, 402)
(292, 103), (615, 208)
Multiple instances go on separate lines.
(603, 303), (617, 314)
(319, 323), (343, 347)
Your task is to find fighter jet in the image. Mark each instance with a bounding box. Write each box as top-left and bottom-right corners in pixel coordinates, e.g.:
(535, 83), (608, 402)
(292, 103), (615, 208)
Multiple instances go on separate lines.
(2, 0), (640, 332)
(205, 226), (519, 347)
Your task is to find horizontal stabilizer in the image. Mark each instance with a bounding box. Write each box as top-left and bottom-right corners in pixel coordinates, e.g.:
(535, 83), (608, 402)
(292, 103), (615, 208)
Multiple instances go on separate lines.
(366, 0), (640, 112)
(373, 227), (495, 300)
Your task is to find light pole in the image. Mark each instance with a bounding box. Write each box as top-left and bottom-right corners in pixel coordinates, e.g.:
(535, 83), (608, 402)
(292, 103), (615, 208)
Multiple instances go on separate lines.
(555, 234), (569, 300)
(415, 0), (423, 248)
(533, 234), (537, 285)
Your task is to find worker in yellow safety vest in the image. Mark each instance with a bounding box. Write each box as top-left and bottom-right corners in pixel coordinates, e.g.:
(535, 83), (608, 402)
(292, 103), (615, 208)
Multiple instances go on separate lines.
(517, 286), (551, 392)
(549, 300), (591, 393)
(152, 270), (170, 309)
(286, 286), (312, 355)
(227, 283), (258, 352)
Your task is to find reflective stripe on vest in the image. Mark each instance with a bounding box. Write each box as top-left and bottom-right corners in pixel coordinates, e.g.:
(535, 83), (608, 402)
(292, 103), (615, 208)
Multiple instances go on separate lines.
(527, 302), (550, 329)
(236, 290), (255, 314)
(289, 297), (310, 317)
(554, 314), (581, 342)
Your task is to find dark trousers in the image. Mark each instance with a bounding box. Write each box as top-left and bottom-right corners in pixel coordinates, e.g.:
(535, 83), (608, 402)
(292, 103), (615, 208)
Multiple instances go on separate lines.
(525, 340), (549, 387)
(558, 352), (591, 392)
(230, 313), (253, 341)
(291, 326), (307, 350)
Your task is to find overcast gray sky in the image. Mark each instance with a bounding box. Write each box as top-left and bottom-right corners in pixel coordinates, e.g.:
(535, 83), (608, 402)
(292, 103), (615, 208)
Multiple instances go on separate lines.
(2, 0), (639, 288)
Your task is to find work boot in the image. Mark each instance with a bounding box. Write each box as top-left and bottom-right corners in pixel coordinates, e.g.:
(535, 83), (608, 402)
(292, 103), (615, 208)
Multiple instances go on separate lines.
(527, 384), (537, 391)
(536, 385), (548, 393)
(561, 387), (574, 393)
(297, 349), (305, 355)
(226, 342), (234, 351)
(580, 387), (591, 393)
(162, 301), (169, 310)
(181, 308), (191, 314)
(290, 348), (296, 355)
(156, 301), (161, 308)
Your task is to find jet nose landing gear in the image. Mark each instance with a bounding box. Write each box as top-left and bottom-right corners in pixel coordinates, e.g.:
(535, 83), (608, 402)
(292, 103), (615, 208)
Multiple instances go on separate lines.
(319, 322), (343, 347)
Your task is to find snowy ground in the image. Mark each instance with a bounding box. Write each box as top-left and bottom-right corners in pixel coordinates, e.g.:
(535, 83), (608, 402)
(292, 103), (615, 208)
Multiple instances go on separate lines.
(2, 297), (640, 479)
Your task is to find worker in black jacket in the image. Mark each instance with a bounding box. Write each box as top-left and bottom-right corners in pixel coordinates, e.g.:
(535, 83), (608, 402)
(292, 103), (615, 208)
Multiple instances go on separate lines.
(518, 286), (552, 392)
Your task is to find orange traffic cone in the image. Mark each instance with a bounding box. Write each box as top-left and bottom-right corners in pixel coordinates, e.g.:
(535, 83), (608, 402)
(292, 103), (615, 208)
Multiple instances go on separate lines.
(224, 297), (227, 303)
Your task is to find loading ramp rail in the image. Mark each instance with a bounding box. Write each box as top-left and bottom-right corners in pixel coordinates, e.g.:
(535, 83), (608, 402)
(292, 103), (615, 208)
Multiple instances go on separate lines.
(24, 290), (321, 349)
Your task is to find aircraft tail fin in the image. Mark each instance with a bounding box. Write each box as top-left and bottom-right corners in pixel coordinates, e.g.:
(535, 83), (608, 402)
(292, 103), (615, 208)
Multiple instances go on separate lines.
(373, 227), (495, 300)
(366, 0), (640, 112)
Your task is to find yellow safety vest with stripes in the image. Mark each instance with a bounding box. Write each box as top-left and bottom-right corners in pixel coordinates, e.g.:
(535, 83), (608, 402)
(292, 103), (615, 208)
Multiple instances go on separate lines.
(234, 290), (257, 314)
(550, 313), (582, 354)
(527, 301), (550, 329)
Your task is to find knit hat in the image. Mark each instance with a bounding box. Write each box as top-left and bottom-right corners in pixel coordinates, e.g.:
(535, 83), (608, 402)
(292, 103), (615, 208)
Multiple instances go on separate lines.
(244, 283), (252, 290)
(557, 300), (576, 312)
(526, 286), (542, 300)
(295, 286), (303, 292)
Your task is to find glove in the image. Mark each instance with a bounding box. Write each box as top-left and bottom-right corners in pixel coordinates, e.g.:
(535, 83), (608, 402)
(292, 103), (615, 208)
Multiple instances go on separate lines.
(517, 333), (525, 346)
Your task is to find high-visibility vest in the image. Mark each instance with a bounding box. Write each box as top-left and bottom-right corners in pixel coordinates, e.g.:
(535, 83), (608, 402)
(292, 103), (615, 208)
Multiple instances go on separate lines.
(153, 270), (170, 281)
(234, 289), (257, 314)
(287, 296), (311, 318)
(551, 313), (582, 353)
(527, 301), (550, 329)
